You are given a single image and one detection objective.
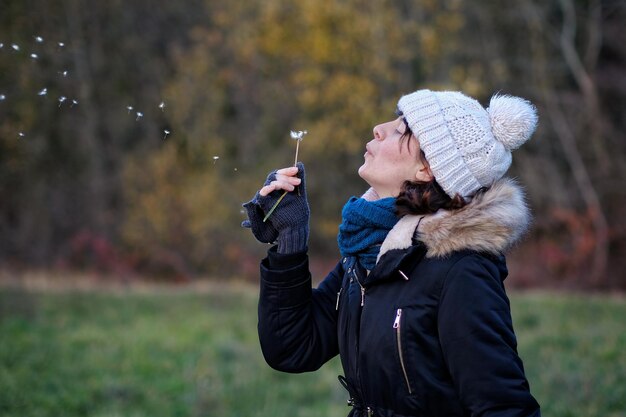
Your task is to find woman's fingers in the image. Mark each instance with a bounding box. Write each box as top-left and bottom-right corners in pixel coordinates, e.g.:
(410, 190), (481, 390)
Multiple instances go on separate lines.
(260, 177), (301, 196)
(276, 166), (299, 176)
(260, 182), (290, 196)
(260, 168), (302, 197)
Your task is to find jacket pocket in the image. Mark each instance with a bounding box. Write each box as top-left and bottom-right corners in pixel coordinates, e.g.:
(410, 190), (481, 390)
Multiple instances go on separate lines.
(393, 308), (413, 394)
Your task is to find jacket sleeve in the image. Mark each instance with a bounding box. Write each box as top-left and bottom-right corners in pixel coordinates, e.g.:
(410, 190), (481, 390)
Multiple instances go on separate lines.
(257, 246), (342, 373)
(438, 254), (541, 417)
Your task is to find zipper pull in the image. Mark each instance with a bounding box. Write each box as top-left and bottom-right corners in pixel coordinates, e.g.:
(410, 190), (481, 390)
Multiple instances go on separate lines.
(353, 269), (365, 307)
(393, 308), (402, 329)
(335, 287), (342, 310)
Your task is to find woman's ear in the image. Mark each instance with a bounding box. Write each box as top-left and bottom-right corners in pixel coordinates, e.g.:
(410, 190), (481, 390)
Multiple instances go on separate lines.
(414, 164), (434, 182)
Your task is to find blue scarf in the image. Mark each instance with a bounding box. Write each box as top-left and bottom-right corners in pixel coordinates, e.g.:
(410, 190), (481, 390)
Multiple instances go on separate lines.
(337, 197), (399, 270)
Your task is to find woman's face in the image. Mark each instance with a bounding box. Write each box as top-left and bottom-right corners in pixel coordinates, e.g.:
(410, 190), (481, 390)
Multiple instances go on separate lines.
(358, 117), (431, 198)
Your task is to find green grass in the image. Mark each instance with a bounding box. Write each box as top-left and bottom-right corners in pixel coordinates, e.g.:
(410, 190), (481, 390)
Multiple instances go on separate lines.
(0, 285), (624, 417)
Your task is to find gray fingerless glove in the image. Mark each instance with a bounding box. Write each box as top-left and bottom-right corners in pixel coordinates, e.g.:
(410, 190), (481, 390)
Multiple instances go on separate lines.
(242, 162), (310, 254)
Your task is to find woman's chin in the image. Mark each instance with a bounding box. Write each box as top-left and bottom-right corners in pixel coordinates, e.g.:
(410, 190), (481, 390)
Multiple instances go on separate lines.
(357, 164), (367, 179)
(357, 167), (375, 190)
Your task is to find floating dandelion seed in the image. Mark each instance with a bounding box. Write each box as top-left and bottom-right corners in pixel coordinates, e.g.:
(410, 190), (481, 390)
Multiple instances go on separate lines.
(30, 53), (38, 59)
(18, 132), (25, 138)
(158, 101), (165, 111)
(234, 168), (238, 171)
(136, 111), (143, 121)
(263, 129), (308, 222)
(213, 156), (220, 164)
(37, 88), (48, 96)
(163, 129), (170, 139)
(0, 43), (4, 49)
(35, 36), (44, 43)
(58, 42), (65, 48)
(71, 99), (78, 107)
(59, 70), (69, 77)
(11, 44), (20, 51)
(126, 105), (134, 113)
(58, 96), (67, 107)
(0, 94), (6, 101)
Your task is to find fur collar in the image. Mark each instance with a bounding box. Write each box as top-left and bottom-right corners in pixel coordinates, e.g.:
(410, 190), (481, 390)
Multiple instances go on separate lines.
(378, 178), (531, 260)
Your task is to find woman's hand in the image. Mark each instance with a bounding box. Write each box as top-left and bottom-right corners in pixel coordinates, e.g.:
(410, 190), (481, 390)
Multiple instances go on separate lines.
(259, 166), (302, 196)
(242, 162), (310, 254)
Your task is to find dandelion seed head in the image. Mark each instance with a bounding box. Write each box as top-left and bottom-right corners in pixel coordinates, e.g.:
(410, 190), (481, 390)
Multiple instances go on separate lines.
(213, 156), (220, 160)
(58, 42), (65, 48)
(126, 105), (133, 113)
(136, 111), (143, 121)
(18, 132), (25, 138)
(158, 101), (165, 111)
(38, 88), (47, 96)
(290, 130), (308, 141)
(58, 96), (67, 107)
(35, 36), (44, 43)
(163, 129), (171, 139)
(30, 53), (38, 59)
(71, 99), (78, 107)
(11, 44), (20, 51)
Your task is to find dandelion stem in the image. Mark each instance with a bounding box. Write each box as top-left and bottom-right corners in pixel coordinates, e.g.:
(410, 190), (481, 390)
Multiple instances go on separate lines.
(294, 140), (300, 166)
(294, 139), (301, 196)
(263, 131), (306, 223)
(263, 190), (288, 222)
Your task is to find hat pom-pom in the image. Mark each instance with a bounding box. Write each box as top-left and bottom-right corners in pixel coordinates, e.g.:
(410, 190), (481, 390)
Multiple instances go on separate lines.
(487, 94), (538, 150)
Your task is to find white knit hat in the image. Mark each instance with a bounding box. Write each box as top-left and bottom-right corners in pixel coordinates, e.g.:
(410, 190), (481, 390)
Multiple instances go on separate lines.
(397, 89), (538, 198)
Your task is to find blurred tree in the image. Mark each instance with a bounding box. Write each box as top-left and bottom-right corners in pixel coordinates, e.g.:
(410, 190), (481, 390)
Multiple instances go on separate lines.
(0, 0), (624, 288)
(0, 0), (208, 268)
(391, 0), (626, 288)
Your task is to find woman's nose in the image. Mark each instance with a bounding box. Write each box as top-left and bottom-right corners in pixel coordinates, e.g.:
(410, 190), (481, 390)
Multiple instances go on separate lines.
(373, 125), (384, 141)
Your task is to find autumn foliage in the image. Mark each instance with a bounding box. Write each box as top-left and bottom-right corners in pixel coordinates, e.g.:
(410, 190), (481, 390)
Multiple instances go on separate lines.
(0, 0), (624, 289)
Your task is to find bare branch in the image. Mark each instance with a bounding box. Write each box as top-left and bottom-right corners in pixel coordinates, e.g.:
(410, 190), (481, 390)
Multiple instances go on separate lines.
(523, 0), (609, 286)
(584, 0), (602, 72)
(558, 0), (610, 172)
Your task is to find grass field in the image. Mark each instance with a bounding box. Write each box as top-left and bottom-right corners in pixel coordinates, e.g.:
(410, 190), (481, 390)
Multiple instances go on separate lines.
(0, 283), (624, 417)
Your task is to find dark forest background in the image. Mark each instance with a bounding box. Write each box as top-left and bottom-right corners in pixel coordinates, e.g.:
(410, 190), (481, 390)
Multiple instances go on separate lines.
(1, 0), (625, 289)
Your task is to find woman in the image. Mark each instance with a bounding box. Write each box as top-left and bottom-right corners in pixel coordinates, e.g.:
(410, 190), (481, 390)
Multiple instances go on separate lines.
(243, 89), (541, 417)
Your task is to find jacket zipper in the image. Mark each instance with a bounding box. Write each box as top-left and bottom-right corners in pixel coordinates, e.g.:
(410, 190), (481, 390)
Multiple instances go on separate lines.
(353, 269), (365, 307)
(351, 266), (369, 412)
(335, 287), (342, 310)
(393, 308), (413, 394)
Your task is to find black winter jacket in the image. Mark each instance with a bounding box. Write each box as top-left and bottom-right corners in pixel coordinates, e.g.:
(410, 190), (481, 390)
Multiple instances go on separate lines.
(257, 179), (540, 417)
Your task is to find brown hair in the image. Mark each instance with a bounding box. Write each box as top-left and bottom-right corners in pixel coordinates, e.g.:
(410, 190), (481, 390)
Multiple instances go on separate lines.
(396, 179), (467, 216)
(395, 112), (468, 216)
